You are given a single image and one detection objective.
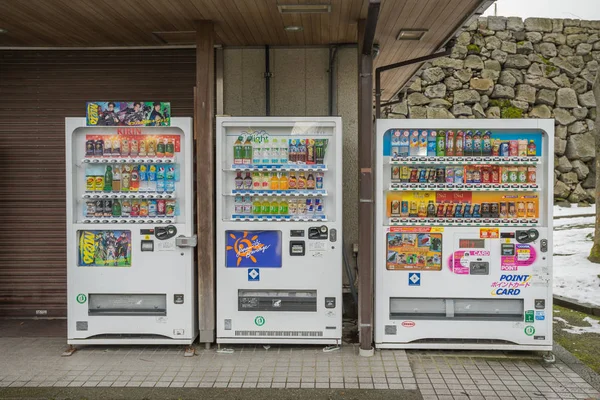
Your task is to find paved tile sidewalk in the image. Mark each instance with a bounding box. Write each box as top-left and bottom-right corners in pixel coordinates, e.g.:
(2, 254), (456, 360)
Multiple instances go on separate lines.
(409, 351), (600, 400)
(0, 338), (415, 390)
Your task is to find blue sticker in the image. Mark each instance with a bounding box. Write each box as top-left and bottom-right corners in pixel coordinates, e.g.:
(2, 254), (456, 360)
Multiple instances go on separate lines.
(535, 311), (545, 321)
(248, 268), (260, 281)
(408, 272), (421, 286)
(226, 230), (282, 268)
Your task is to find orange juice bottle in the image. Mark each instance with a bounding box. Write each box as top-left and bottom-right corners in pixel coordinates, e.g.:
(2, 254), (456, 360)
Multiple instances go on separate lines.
(279, 173), (289, 190)
(270, 172), (280, 190)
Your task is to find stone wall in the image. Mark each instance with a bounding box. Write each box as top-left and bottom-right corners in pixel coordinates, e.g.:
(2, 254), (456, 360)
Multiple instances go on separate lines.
(388, 16), (599, 203)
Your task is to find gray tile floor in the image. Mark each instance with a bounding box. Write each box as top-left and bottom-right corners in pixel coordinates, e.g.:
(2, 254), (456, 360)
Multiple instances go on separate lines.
(409, 351), (600, 400)
(0, 338), (414, 390)
(0, 337), (598, 399)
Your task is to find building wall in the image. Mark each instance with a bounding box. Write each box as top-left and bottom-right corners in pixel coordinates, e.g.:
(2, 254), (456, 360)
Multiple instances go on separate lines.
(0, 49), (196, 317)
(223, 46), (359, 283)
(390, 17), (599, 203)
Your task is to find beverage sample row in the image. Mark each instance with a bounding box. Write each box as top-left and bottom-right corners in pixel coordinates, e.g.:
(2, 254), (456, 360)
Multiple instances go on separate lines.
(233, 196), (324, 216)
(85, 164), (176, 193)
(390, 130), (537, 158)
(391, 165), (537, 184)
(233, 137), (328, 165)
(390, 200), (536, 219)
(85, 136), (176, 158)
(85, 199), (176, 218)
(234, 171), (324, 191)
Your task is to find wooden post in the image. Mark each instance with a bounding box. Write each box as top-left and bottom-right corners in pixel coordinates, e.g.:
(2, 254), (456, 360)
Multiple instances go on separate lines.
(195, 20), (215, 345)
(357, 19), (375, 355)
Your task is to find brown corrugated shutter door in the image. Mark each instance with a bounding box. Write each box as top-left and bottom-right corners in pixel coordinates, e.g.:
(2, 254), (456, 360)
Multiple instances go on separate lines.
(0, 49), (195, 317)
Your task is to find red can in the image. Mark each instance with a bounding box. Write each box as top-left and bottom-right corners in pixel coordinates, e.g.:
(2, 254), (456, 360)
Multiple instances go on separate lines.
(436, 203), (446, 218)
(491, 166), (500, 183)
(482, 167), (491, 183)
(157, 199), (166, 216)
(509, 140), (518, 157)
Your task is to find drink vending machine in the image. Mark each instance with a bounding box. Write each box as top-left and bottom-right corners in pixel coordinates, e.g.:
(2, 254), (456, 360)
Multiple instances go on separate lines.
(216, 117), (343, 344)
(66, 117), (197, 345)
(375, 119), (554, 351)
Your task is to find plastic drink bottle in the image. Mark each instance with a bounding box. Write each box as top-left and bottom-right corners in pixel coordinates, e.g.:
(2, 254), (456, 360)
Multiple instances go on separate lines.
(243, 172), (253, 190)
(233, 136), (243, 164)
(271, 139), (279, 164)
(262, 138), (270, 164)
(147, 165), (157, 192)
(234, 171), (244, 190)
(165, 166), (175, 193)
(279, 200), (288, 215)
(112, 166), (121, 192)
(252, 138), (262, 165)
(261, 199), (270, 214)
(156, 165), (165, 193)
(252, 172), (261, 190)
(270, 173), (280, 190)
(252, 198), (262, 214)
(279, 173), (289, 190)
(261, 172), (270, 190)
(270, 199), (279, 214)
(103, 166), (113, 192)
(280, 140), (288, 164)
(121, 165), (130, 192)
(243, 137), (252, 165)
(139, 164), (148, 192)
(130, 165), (139, 192)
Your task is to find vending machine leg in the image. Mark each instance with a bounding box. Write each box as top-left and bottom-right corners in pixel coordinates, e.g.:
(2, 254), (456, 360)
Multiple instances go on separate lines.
(543, 352), (556, 364)
(61, 345), (77, 357)
(204, 342), (211, 350)
(184, 345), (196, 357)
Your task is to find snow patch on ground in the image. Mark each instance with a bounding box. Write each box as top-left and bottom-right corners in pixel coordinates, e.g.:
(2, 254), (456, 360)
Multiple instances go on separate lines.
(553, 213), (600, 306)
(553, 316), (600, 335)
(554, 204), (596, 218)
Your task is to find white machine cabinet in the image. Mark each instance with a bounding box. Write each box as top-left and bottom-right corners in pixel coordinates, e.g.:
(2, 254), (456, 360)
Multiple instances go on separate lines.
(375, 119), (554, 351)
(66, 118), (197, 345)
(216, 117), (343, 344)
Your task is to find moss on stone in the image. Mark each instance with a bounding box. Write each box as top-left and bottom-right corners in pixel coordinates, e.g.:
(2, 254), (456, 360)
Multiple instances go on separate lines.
(539, 55), (551, 65)
(517, 41), (525, 45)
(589, 243), (600, 263)
(500, 106), (523, 118)
(467, 44), (481, 54)
(489, 99), (512, 108)
(545, 65), (557, 75)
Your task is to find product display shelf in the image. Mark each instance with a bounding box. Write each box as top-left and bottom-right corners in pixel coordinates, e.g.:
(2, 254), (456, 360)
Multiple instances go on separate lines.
(230, 214), (327, 222)
(82, 193), (176, 199)
(79, 218), (175, 224)
(82, 157), (175, 164)
(227, 164), (327, 172)
(388, 183), (539, 192)
(228, 189), (327, 197)
(388, 156), (539, 166)
(388, 218), (539, 227)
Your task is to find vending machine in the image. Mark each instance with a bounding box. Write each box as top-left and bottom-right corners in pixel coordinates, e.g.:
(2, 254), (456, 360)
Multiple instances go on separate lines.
(216, 117), (343, 344)
(375, 119), (554, 351)
(66, 116), (197, 345)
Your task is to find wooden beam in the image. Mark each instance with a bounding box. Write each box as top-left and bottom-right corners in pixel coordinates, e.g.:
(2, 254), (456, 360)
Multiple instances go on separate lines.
(357, 19), (375, 355)
(195, 20), (215, 345)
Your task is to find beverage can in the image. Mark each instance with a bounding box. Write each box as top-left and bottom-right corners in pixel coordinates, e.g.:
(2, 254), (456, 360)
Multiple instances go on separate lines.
(86, 201), (96, 218)
(527, 140), (537, 156)
(130, 139), (139, 156)
(103, 138), (112, 156)
(455, 131), (464, 156)
(526, 202), (536, 218)
(508, 167), (518, 183)
(86, 140), (95, 157)
(481, 202), (490, 217)
(509, 140), (518, 157)
(316, 172), (324, 189)
(427, 168), (437, 183)
(391, 200), (400, 216)
(401, 201), (409, 216)
(501, 166), (509, 183)
(446, 131), (455, 156)
(499, 142), (509, 157)
(517, 201), (526, 218)
(121, 200), (131, 217)
(454, 203), (463, 218)
(499, 202), (508, 218)
(94, 140), (104, 157)
(95, 200), (104, 217)
(464, 131), (473, 156)
(121, 139), (130, 156)
(436, 203), (445, 218)
(156, 140), (165, 157)
(297, 199), (307, 215)
(400, 166), (410, 182)
(518, 139), (528, 156)
(436, 168), (445, 183)
(446, 167), (455, 183)
(527, 167), (537, 183)
(307, 198), (315, 214)
(165, 200), (176, 217)
(157, 199), (166, 216)
(482, 167), (490, 183)
(234, 195), (243, 214)
(288, 198), (297, 215)
(86, 175), (95, 192)
(492, 139), (501, 156)
(418, 169), (427, 182)
(473, 131), (482, 155)
(436, 131), (445, 157)
(391, 166), (400, 180)
(147, 139), (156, 156)
(518, 166), (527, 183)
(508, 202), (517, 218)
(138, 140), (147, 157)
(140, 200), (149, 217)
(463, 203), (472, 218)
(445, 203), (454, 218)
(491, 166), (500, 183)
(472, 204), (481, 218)
(454, 167), (464, 183)
(103, 199), (112, 217)
(409, 169), (418, 183)
(148, 200), (157, 217)
(482, 132), (492, 156)
(95, 176), (104, 191)
(490, 203), (499, 218)
(130, 199), (140, 217)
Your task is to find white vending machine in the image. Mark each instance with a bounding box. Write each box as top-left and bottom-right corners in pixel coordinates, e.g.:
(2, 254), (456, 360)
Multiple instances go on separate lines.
(216, 117), (343, 344)
(66, 117), (197, 345)
(375, 119), (554, 351)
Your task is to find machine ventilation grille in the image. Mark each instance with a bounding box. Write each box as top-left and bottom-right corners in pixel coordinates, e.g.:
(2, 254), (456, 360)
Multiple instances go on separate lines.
(87, 334), (173, 340)
(235, 330), (323, 337)
(411, 338), (518, 345)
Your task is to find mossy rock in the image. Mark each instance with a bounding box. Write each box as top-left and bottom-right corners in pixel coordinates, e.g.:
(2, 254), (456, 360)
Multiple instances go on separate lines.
(544, 65), (557, 75)
(467, 44), (481, 54)
(489, 99), (512, 108)
(500, 106), (523, 118)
